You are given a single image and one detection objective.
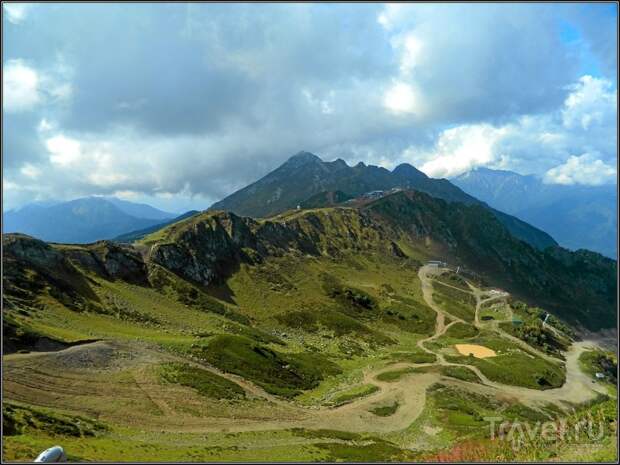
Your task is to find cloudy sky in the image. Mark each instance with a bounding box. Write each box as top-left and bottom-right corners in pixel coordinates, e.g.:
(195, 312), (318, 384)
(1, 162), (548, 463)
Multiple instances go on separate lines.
(3, 3), (617, 213)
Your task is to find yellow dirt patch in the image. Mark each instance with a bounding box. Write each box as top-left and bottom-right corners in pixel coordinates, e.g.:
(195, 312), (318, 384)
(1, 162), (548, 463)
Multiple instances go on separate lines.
(454, 344), (496, 358)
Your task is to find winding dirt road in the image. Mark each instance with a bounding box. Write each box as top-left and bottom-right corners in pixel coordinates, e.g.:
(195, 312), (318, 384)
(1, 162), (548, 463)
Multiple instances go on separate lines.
(3, 265), (611, 435)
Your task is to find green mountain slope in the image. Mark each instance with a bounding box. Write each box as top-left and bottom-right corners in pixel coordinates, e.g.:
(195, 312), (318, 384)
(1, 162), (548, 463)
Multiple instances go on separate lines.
(147, 191), (613, 330)
(2, 190), (616, 462)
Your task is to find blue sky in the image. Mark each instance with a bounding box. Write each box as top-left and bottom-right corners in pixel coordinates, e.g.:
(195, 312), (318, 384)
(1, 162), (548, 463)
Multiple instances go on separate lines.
(2, 2), (617, 213)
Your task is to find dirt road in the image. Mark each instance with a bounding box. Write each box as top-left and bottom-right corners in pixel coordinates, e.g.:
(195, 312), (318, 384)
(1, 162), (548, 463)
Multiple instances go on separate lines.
(3, 266), (611, 435)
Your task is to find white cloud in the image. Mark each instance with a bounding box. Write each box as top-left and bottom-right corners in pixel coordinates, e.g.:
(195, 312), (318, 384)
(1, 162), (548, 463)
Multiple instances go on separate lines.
(46, 134), (82, 166)
(20, 163), (41, 179)
(3, 57), (73, 113)
(544, 153), (617, 185)
(383, 81), (418, 115)
(393, 33), (424, 77)
(377, 4), (405, 30)
(562, 75), (617, 130)
(390, 73), (617, 181)
(3, 3), (32, 24)
(3, 59), (41, 112)
(37, 118), (55, 133)
(415, 124), (509, 178)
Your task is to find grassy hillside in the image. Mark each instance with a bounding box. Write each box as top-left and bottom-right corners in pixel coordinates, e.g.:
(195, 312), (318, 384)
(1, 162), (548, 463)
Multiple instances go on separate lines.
(2, 191), (616, 462)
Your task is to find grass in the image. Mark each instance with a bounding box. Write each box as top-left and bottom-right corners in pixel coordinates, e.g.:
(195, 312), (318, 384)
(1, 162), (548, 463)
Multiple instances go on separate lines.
(2, 428), (334, 462)
(430, 332), (566, 390)
(314, 440), (419, 462)
(423, 397), (618, 462)
(441, 366), (481, 383)
(191, 334), (342, 398)
(428, 383), (502, 433)
(381, 296), (436, 335)
(4, 229), (608, 463)
(370, 401), (399, 417)
(432, 282), (476, 323)
(448, 350), (565, 390)
(275, 308), (393, 346)
(158, 363), (246, 400)
(375, 367), (417, 382)
(579, 349), (618, 385)
(388, 351), (436, 364)
(2, 401), (107, 438)
(445, 322), (479, 339)
(479, 303), (511, 322)
(328, 384), (379, 406)
(499, 317), (568, 359)
(435, 272), (471, 291)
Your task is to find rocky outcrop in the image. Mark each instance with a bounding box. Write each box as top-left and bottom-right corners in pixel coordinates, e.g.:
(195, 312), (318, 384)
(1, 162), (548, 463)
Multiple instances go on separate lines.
(64, 241), (148, 284)
(148, 212), (256, 287)
(3, 234), (66, 270)
(146, 209), (391, 287)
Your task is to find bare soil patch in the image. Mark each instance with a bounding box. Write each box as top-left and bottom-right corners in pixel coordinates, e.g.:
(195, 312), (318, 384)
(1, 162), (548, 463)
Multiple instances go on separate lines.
(454, 344), (496, 358)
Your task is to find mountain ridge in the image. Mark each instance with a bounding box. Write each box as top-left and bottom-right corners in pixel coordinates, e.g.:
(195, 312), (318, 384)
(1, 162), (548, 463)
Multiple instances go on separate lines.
(452, 167), (617, 258)
(3, 197), (176, 244)
(151, 189), (615, 330)
(210, 152), (557, 250)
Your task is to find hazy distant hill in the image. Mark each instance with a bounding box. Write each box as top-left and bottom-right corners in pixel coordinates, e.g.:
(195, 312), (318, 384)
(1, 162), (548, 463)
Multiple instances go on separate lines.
(103, 197), (176, 221)
(210, 151), (557, 250)
(113, 210), (200, 243)
(452, 167), (617, 258)
(3, 197), (176, 244)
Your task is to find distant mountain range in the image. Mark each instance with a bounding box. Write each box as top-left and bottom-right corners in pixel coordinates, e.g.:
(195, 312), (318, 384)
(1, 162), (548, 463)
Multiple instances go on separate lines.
(113, 210), (200, 243)
(3, 197), (177, 244)
(210, 151), (557, 250)
(452, 168), (617, 258)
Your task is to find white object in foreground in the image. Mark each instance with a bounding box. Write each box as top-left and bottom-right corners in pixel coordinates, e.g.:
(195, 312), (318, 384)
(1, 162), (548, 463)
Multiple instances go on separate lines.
(34, 446), (67, 463)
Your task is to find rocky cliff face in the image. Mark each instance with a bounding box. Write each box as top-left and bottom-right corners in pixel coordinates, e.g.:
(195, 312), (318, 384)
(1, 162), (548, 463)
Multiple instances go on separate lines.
(63, 242), (148, 284)
(147, 213), (257, 287)
(3, 234), (66, 270)
(145, 209), (392, 287)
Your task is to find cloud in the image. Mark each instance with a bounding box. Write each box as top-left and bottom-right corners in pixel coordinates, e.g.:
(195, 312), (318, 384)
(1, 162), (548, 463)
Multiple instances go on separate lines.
(3, 59), (41, 112)
(3, 3), (33, 24)
(19, 163), (41, 179)
(1, 3), (617, 211)
(397, 75), (617, 181)
(544, 153), (617, 185)
(383, 81), (418, 115)
(46, 134), (82, 166)
(562, 75), (617, 129)
(417, 125), (509, 178)
(2, 57), (72, 113)
(377, 3), (582, 124)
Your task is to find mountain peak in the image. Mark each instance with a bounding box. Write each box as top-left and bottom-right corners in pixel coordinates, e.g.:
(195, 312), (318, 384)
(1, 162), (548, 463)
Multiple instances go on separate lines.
(287, 151), (322, 164)
(392, 163), (428, 180)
